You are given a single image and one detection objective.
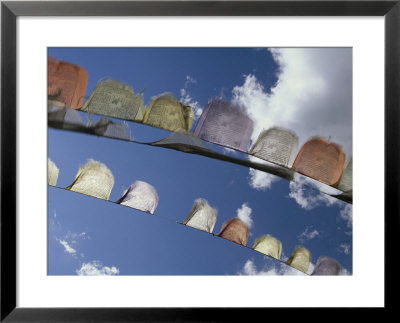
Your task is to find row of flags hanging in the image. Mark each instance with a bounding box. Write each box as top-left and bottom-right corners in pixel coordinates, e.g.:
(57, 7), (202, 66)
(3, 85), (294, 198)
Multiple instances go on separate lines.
(48, 58), (353, 199)
(48, 158), (344, 275)
(49, 105), (351, 204)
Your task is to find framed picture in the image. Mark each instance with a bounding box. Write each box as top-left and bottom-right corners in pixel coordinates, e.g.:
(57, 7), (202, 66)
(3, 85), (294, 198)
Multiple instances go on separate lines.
(1, 0), (398, 320)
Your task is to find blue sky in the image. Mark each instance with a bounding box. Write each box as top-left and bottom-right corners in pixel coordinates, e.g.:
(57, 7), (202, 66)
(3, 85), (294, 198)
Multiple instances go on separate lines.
(48, 47), (353, 276)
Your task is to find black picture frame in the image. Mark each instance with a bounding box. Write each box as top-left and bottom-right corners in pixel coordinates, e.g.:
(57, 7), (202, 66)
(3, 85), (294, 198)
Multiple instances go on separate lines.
(1, 0), (398, 320)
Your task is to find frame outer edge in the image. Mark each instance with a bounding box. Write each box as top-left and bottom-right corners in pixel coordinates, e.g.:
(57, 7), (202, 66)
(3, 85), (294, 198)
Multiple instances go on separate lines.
(385, 1), (400, 310)
(2, 1), (399, 16)
(0, 0), (398, 321)
(1, 2), (17, 322)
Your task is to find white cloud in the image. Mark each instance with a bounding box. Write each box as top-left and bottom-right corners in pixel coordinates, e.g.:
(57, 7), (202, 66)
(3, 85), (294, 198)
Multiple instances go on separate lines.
(288, 174), (342, 210)
(194, 107), (203, 118)
(232, 48), (352, 191)
(180, 75), (202, 120)
(280, 251), (288, 262)
(307, 230), (320, 239)
(340, 204), (353, 228)
(236, 203), (253, 229)
(68, 231), (90, 243)
(240, 258), (350, 276)
(339, 267), (351, 275)
(222, 147), (237, 155)
(76, 261), (120, 276)
(298, 226), (320, 242)
(239, 259), (308, 276)
(73, 232), (87, 238)
(248, 169), (280, 191)
(247, 156), (280, 190)
(338, 243), (351, 255)
(56, 230), (91, 259)
(185, 75), (197, 85)
(288, 174), (353, 233)
(58, 239), (76, 255)
(241, 259), (259, 275)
